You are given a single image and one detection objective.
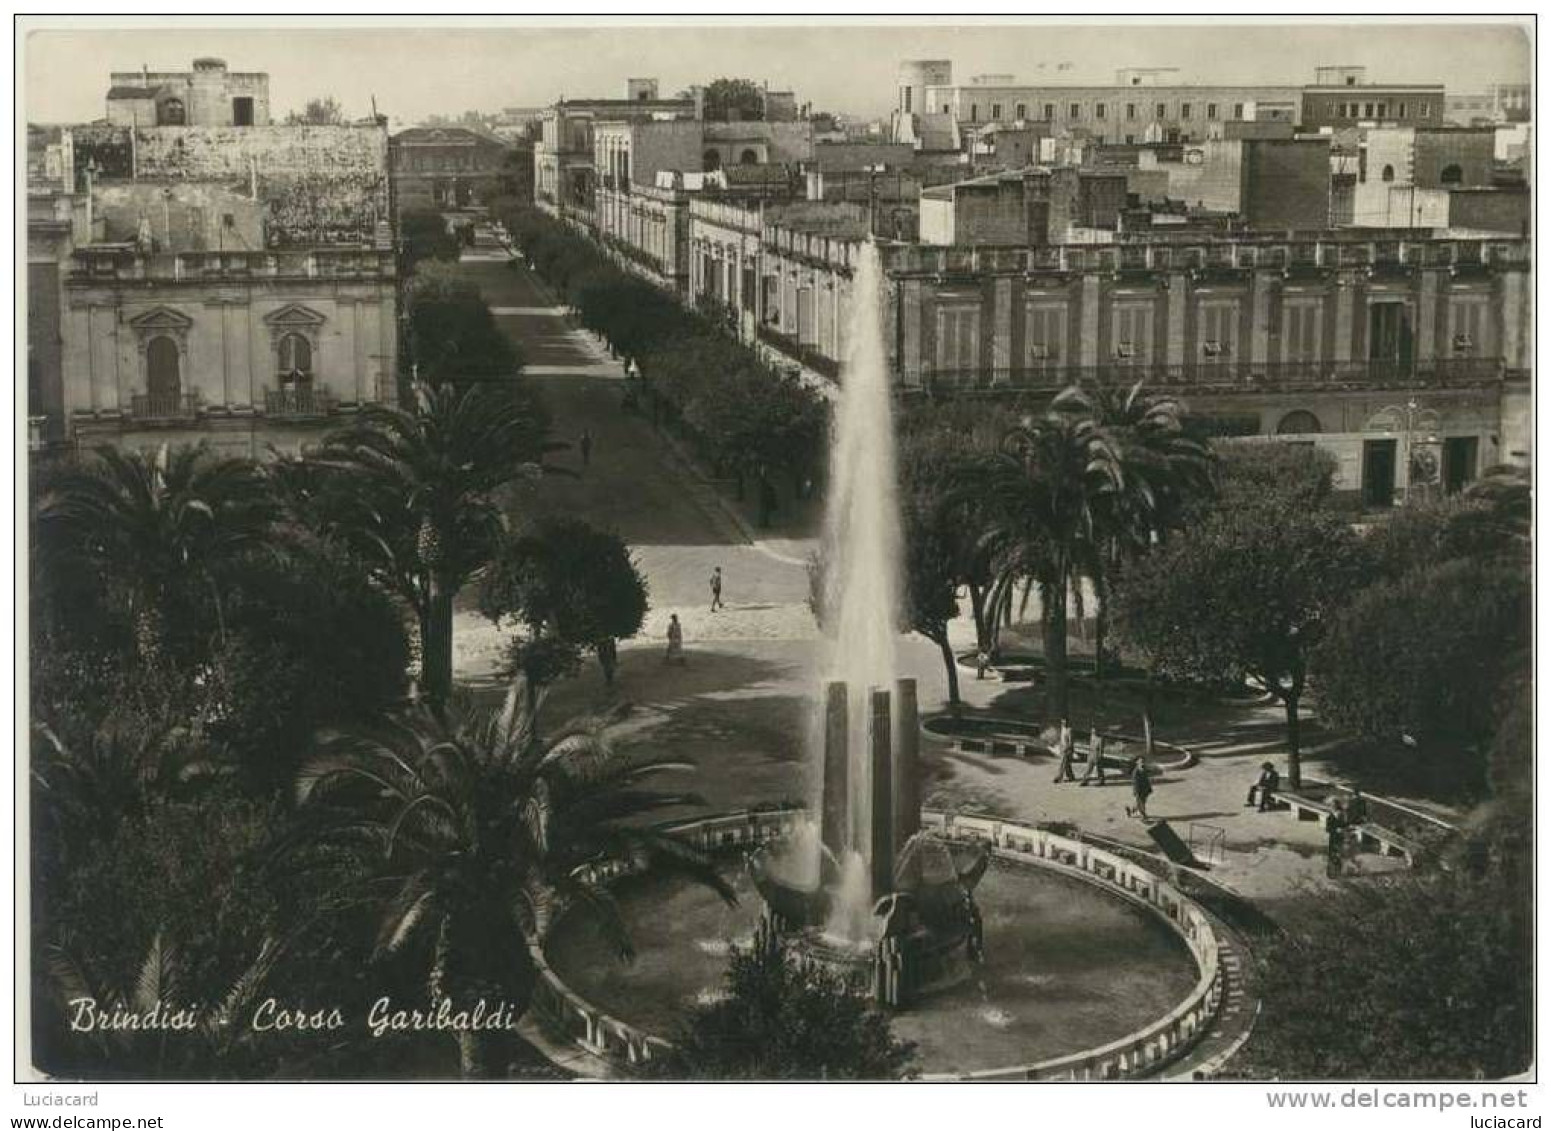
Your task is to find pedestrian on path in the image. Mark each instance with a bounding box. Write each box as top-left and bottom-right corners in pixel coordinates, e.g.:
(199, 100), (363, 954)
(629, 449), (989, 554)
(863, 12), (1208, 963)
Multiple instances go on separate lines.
(664, 614), (686, 665)
(709, 567), (725, 612)
(580, 429), (593, 467)
(1053, 718), (1077, 783)
(1125, 757), (1154, 820)
(1080, 727), (1108, 787)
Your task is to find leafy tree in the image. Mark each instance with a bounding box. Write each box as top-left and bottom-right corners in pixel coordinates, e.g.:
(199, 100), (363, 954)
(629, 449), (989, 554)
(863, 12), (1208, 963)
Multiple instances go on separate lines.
(287, 96), (345, 125)
(405, 263), (523, 387)
(1241, 869), (1530, 1080)
(293, 678), (733, 1077)
(309, 382), (565, 709)
(1196, 440), (1339, 521)
(399, 208), (461, 273)
(1311, 558), (1528, 790)
(701, 78), (766, 123)
(648, 931), (916, 1080)
(1111, 503), (1368, 786)
(479, 517), (649, 687)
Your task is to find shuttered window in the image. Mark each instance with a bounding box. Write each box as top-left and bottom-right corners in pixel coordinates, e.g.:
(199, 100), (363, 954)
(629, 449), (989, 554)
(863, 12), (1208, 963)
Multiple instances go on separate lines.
(1450, 300), (1487, 355)
(1283, 302), (1323, 363)
(1199, 302), (1237, 359)
(1025, 305), (1065, 367)
(1112, 305), (1152, 363)
(936, 305), (981, 373)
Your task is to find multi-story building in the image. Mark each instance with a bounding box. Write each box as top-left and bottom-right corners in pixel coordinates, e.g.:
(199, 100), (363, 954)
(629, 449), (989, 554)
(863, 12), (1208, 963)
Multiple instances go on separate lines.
(686, 219), (1531, 503)
(894, 60), (1304, 148)
(390, 126), (517, 210)
(28, 64), (398, 455)
(533, 85), (697, 221)
(1300, 66), (1445, 130)
(1446, 84), (1532, 127)
(105, 57), (270, 127)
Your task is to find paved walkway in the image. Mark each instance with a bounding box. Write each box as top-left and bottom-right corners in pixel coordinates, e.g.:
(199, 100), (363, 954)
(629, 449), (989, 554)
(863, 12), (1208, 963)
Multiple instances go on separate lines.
(447, 229), (1429, 934)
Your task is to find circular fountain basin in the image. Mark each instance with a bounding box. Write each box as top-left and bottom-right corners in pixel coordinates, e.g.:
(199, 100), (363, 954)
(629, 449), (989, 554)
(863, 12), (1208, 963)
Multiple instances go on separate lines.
(544, 855), (1197, 1076)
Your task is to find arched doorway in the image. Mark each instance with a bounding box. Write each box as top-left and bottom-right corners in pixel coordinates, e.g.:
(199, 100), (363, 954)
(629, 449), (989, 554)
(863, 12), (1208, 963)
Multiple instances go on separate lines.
(739, 148), (759, 166)
(702, 149), (722, 173)
(1276, 409), (1322, 435)
(1381, 164), (1395, 182)
(158, 98), (186, 126)
(1439, 164), (1463, 186)
(146, 336), (181, 412)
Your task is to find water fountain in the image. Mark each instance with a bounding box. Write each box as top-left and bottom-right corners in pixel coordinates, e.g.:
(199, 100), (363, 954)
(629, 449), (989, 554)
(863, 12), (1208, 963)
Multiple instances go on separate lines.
(747, 242), (990, 1007)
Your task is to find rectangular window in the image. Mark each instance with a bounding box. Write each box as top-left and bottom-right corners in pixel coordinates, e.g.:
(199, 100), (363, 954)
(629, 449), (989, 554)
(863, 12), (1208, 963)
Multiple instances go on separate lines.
(1450, 301), (1486, 355)
(1156, 102), (1167, 119)
(1181, 103), (1192, 120)
(1364, 103), (1374, 118)
(1070, 103), (1081, 119)
(1126, 103), (1137, 120)
(970, 105), (978, 122)
(1015, 102), (1026, 120)
(1377, 102), (1388, 118)
(1420, 103), (1431, 118)
(1095, 103), (1106, 120)
(992, 103), (1002, 120)
(1233, 103), (1244, 119)
(1199, 303), (1237, 360)
(1025, 305), (1065, 367)
(1397, 101), (1407, 118)
(1113, 305), (1153, 362)
(1284, 302), (1322, 363)
(1044, 103), (1055, 121)
(936, 306), (981, 375)
(904, 87), (912, 114)
(1207, 103), (1218, 120)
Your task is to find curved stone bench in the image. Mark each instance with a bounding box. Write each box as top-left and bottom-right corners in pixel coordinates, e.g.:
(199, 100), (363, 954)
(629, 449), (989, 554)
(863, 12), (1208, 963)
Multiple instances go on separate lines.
(922, 713), (1197, 772)
(1265, 785), (1445, 867)
(527, 806), (1230, 1081)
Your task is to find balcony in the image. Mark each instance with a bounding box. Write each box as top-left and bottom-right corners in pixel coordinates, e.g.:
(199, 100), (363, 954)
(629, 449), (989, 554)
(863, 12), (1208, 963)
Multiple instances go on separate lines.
(129, 391), (201, 421)
(755, 322), (841, 380)
(263, 384), (338, 419)
(908, 358), (1506, 396)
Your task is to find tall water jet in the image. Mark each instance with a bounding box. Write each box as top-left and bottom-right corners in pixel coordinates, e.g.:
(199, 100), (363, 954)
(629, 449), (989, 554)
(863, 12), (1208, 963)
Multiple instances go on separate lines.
(820, 239), (905, 934)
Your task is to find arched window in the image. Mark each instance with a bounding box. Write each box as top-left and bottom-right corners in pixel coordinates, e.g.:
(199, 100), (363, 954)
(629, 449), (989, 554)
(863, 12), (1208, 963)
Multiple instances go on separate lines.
(158, 98), (186, 126)
(146, 336), (181, 406)
(702, 149), (722, 172)
(739, 148), (759, 166)
(278, 333), (313, 383)
(1276, 410), (1322, 435)
(1440, 163), (1463, 186)
(1381, 164), (1395, 183)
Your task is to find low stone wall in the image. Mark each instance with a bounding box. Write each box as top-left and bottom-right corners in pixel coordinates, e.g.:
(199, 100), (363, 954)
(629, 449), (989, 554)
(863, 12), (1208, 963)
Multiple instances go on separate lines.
(527, 806), (1226, 1080)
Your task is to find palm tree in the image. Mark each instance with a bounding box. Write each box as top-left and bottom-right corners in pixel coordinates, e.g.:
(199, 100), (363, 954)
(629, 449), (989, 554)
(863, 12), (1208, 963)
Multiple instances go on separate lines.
(957, 405), (1125, 722)
(305, 382), (567, 709)
(1053, 381), (1213, 680)
(36, 443), (276, 665)
(292, 675), (734, 1078)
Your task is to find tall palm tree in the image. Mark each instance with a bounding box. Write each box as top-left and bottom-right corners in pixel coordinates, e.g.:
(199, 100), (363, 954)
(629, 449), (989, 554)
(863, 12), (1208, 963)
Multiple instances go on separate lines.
(292, 675), (733, 1078)
(1053, 381), (1214, 679)
(957, 405), (1125, 722)
(36, 443), (276, 665)
(305, 382), (567, 709)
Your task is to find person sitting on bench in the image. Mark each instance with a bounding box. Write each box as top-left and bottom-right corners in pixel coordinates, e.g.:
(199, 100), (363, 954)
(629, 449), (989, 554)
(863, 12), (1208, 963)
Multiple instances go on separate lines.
(1344, 788), (1369, 826)
(1246, 761), (1281, 811)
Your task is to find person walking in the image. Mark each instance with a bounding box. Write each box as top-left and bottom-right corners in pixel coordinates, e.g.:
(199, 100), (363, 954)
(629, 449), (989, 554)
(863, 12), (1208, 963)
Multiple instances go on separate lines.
(1080, 727), (1108, 787)
(579, 429), (593, 468)
(664, 614), (686, 665)
(1125, 757), (1154, 820)
(1053, 718), (1077, 783)
(709, 566), (725, 613)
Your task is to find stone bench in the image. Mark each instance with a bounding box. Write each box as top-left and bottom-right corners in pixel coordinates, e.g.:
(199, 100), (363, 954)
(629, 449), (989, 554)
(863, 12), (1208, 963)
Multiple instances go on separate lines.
(1269, 790), (1424, 865)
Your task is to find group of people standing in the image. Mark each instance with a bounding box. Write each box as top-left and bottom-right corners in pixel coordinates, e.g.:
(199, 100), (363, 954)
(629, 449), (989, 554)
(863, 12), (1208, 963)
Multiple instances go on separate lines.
(1051, 718), (1154, 821)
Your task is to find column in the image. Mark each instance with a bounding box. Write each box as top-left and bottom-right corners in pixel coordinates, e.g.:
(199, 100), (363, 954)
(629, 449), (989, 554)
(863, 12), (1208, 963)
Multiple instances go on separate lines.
(1250, 271), (1273, 367)
(1332, 275), (1355, 362)
(821, 682), (849, 861)
(1165, 273), (1187, 367)
(1414, 269), (1439, 364)
(1078, 274), (1102, 367)
(868, 687), (894, 902)
(991, 277), (1013, 380)
(353, 300), (368, 402)
(891, 679), (920, 850)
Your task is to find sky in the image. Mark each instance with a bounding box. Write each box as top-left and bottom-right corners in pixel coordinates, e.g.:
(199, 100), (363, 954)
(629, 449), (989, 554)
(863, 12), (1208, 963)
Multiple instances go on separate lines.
(23, 18), (1533, 126)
